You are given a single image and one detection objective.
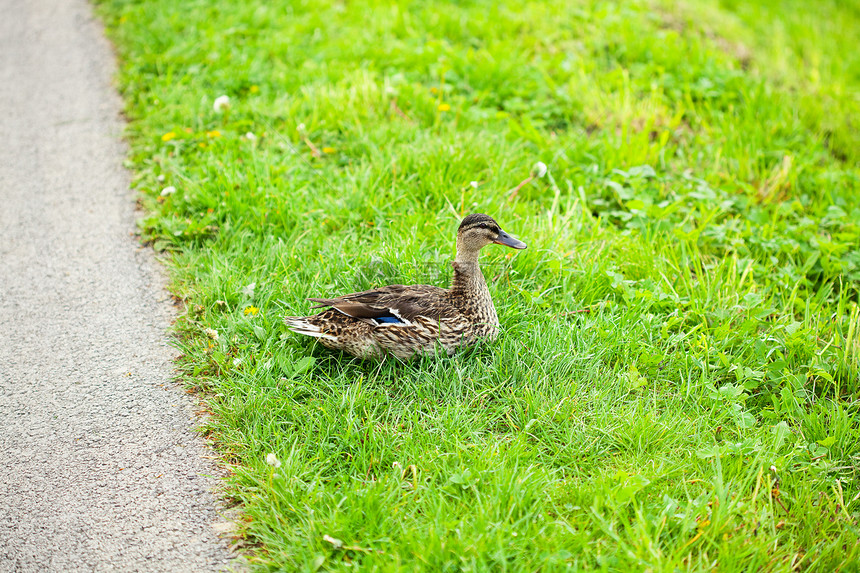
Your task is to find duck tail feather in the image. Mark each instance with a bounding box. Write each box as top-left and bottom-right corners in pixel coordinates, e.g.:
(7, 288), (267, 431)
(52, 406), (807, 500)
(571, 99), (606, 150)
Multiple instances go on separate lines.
(284, 317), (337, 341)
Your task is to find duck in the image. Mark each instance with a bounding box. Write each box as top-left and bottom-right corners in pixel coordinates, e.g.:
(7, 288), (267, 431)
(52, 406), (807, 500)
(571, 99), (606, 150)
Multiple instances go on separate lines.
(284, 213), (527, 359)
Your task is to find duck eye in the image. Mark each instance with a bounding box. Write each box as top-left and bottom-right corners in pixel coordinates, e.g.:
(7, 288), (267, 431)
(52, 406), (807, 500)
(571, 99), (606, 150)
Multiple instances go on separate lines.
(478, 223), (488, 229)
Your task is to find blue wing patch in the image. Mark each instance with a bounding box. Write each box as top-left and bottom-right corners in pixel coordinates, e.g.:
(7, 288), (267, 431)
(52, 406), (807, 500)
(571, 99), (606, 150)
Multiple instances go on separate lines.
(375, 315), (402, 324)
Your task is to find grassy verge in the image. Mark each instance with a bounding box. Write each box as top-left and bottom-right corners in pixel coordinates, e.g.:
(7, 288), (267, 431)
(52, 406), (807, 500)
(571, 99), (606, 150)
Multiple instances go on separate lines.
(96, 0), (859, 569)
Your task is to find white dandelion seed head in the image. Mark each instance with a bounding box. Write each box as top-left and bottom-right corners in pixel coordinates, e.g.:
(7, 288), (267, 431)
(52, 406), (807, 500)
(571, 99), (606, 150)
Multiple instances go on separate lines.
(266, 453), (281, 468)
(242, 282), (256, 297)
(160, 186), (176, 196)
(296, 122), (306, 133)
(204, 328), (219, 340)
(470, 181), (479, 189)
(213, 95), (231, 113)
(244, 132), (257, 141)
(532, 161), (548, 178)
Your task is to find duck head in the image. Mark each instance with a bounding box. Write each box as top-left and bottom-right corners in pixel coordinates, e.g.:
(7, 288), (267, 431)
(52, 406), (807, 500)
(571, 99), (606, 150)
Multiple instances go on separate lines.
(456, 213), (527, 259)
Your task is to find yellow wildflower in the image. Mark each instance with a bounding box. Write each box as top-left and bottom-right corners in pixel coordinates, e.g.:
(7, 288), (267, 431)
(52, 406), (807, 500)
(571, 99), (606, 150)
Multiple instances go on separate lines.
(161, 131), (176, 142)
(322, 147), (336, 154)
(206, 130), (221, 138)
(244, 306), (259, 316)
(437, 103), (451, 112)
(250, 85), (260, 93)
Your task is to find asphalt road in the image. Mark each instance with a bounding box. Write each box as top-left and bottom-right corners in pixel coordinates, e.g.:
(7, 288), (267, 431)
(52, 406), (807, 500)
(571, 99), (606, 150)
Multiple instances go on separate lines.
(0, 0), (236, 570)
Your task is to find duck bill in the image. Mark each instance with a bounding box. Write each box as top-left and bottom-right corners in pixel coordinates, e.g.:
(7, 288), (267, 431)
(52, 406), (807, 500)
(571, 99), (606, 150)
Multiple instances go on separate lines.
(494, 230), (527, 250)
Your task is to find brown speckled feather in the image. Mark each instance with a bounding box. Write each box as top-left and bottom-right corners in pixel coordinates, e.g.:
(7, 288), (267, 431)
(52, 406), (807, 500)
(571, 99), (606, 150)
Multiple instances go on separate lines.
(309, 284), (458, 322)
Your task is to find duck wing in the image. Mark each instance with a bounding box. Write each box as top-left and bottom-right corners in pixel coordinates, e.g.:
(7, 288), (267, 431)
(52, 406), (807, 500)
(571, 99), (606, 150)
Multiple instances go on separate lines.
(308, 284), (457, 324)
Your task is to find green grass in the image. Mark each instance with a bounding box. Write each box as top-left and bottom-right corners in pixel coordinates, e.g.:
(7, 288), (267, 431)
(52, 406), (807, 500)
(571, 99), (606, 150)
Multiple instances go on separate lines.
(95, 0), (860, 569)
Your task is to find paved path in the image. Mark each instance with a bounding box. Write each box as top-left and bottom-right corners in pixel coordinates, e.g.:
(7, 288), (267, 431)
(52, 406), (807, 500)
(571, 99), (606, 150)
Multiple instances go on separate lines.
(0, 0), (236, 570)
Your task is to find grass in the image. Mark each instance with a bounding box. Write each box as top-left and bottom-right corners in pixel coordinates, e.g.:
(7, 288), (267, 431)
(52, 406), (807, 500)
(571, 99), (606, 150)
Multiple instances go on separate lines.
(95, 0), (860, 570)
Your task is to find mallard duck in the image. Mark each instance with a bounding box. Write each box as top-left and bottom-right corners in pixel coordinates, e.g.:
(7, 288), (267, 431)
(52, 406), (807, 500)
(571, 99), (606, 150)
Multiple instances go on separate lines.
(284, 213), (527, 359)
